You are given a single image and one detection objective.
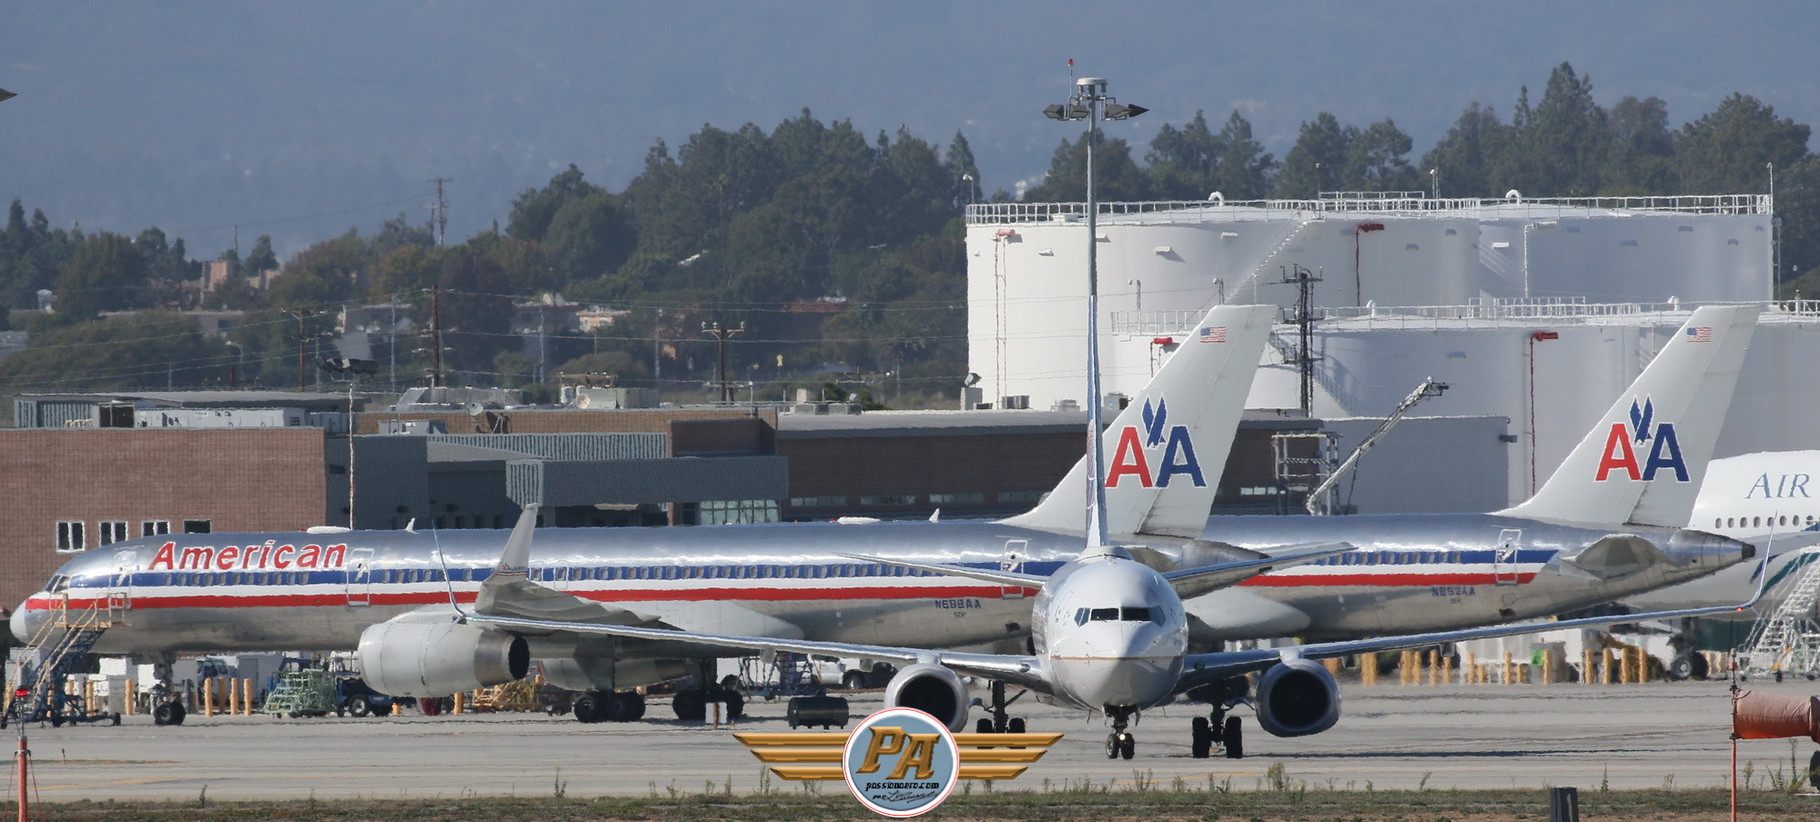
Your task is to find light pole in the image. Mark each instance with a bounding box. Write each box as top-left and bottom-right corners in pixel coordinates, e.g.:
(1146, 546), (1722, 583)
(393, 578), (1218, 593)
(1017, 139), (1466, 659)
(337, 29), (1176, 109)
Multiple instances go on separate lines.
(1044, 76), (1146, 550)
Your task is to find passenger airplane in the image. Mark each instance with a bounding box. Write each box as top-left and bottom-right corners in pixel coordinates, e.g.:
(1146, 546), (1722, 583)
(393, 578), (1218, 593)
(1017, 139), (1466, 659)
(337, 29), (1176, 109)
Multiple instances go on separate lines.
(1184, 304), (1764, 643)
(1622, 450), (1820, 617)
(467, 488), (1771, 759)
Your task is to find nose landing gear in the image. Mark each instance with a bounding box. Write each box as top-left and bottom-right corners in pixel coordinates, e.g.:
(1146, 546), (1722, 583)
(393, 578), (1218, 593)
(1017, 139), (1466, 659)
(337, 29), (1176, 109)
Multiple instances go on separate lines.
(1104, 707), (1138, 759)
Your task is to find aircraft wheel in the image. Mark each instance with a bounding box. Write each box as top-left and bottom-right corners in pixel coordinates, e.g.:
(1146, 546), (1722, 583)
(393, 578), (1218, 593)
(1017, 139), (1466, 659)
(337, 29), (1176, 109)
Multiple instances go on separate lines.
(1118, 733), (1135, 760)
(572, 693), (604, 723)
(1690, 653), (1711, 680)
(976, 718), (993, 734)
(604, 691), (642, 723)
(672, 689), (706, 721)
(49, 712), (63, 728)
(111, 713), (121, 726)
(1190, 716), (1213, 759)
(1008, 717), (1026, 734)
(1222, 716), (1243, 759)
(1104, 736), (1119, 759)
(1666, 656), (1693, 681)
(722, 689), (744, 720)
(1809, 751), (1820, 791)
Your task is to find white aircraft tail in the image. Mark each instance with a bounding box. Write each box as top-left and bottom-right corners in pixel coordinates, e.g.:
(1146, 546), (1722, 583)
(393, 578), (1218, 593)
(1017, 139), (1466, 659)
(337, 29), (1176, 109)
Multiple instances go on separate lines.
(1002, 304), (1276, 538)
(1497, 305), (1759, 527)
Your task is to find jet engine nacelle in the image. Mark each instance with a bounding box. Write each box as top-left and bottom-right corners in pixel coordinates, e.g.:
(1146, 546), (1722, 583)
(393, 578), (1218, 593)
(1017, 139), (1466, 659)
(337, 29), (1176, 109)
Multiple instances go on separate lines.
(1254, 657), (1342, 738)
(882, 663), (970, 732)
(358, 616), (530, 697)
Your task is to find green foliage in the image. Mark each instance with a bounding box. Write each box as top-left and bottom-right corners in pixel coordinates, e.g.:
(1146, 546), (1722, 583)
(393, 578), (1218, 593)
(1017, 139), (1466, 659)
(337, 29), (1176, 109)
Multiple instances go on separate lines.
(55, 231), (147, 320)
(0, 310), (229, 392)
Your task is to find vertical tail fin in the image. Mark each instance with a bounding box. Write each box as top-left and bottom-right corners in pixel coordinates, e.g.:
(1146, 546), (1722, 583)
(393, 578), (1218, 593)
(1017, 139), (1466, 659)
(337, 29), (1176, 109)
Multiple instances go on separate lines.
(1497, 305), (1759, 527)
(1001, 304), (1276, 538)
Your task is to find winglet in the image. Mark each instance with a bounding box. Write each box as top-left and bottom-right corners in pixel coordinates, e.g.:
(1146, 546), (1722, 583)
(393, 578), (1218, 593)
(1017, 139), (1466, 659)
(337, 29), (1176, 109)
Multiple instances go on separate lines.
(1496, 305), (1758, 527)
(1001, 304), (1275, 538)
(474, 504), (539, 614)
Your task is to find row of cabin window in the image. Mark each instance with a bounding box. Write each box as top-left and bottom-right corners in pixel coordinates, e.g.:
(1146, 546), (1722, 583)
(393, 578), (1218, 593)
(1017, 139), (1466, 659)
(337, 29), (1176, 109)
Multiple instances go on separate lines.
(125, 563), (930, 588)
(1717, 515), (1816, 530)
(54, 519), (209, 553)
(1316, 551), (1467, 566)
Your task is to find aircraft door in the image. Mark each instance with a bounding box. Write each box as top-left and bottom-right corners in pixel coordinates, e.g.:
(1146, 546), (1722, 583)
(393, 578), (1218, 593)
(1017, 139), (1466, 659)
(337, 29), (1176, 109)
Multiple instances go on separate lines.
(346, 548), (374, 606)
(1001, 539), (1028, 599)
(108, 549), (135, 618)
(1494, 529), (1521, 586)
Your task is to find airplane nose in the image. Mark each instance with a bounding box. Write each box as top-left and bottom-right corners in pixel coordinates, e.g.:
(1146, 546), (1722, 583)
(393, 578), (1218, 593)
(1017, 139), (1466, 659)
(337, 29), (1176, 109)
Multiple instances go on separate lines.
(9, 599), (43, 644)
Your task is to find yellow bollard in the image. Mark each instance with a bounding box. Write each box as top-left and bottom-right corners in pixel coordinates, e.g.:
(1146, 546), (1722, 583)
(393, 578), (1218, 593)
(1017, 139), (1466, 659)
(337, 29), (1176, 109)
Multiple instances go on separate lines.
(244, 679), (254, 716)
(1442, 654), (1453, 685)
(1502, 650), (1513, 685)
(1464, 651), (1477, 684)
(1361, 654), (1377, 686)
(1601, 649), (1614, 684)
(1582, 649), (1594, 684)
(124, 679), (135, 715)
(453, 692), (465, 714)
(204, 679), (215, 717)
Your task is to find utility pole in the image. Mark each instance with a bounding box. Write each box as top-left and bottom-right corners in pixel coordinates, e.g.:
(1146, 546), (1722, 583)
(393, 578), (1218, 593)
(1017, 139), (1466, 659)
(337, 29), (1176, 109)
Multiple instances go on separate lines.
(430, 178), (451, 247)
(423, 286), (446, 388)
(283, 308), (317, 391)
(702, 321), (745, 403)
(1279, 264), (1323, 416)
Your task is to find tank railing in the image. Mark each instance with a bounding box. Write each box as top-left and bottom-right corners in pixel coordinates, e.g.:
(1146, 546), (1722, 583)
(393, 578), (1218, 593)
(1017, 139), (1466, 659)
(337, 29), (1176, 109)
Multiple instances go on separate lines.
(1113, 298), (1795, 335)
(967, 193), (1770, 225)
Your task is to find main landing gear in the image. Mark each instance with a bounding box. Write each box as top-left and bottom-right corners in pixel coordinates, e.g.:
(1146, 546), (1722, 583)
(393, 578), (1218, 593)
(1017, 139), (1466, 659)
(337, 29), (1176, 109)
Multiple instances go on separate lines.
(571, 690), (645, 723)
(972, 680), (1028, 734)
(1188, 677), (1247, 759)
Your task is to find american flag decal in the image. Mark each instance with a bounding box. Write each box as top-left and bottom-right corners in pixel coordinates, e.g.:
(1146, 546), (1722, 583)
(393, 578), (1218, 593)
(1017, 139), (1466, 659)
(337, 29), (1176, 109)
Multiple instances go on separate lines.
(1686, 326), (1712, 343)
(1199, 326), (1226, 343)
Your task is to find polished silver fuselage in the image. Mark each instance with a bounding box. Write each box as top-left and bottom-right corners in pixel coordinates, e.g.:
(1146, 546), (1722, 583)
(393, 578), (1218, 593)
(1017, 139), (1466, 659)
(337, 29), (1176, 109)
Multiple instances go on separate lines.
(12, 512), (1748, 656)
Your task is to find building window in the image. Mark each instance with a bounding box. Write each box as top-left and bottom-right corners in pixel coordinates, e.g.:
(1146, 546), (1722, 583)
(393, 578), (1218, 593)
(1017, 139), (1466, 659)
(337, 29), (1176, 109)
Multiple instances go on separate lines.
(183, 519), (212, 534)
(141, 520), (170, 537)
(789, 496), (848, 508)
(859, 495), (918, 507)
(929, 492), (985, 505)
(997, 491), (1044, 504)
(98, 521), (128, 546)
(56, 521), (85, 553)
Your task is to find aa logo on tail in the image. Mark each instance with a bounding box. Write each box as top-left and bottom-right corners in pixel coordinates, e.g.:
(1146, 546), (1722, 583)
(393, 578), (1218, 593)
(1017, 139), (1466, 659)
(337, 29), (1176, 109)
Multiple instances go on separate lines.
(1106, 398), (1205, 488)
(1595, 398), (1688, 482)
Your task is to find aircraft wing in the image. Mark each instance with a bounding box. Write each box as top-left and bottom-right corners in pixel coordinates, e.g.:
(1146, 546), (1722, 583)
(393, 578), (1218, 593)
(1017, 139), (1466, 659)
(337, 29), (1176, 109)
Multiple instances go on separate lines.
(1173, 554), (1772, 692)
(834, 542), (1351, 598)
(1162, 542), (1353, 599)
(464, 611), (1051, 693)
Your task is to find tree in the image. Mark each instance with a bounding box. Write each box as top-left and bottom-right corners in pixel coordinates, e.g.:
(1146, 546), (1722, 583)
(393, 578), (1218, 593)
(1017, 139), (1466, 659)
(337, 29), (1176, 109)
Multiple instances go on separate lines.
(1273, 113), (1352, 198)
(1603, 96), (1678, 194)
(944, 131), (983, 208)
(1420, 103), (1510, 198)
(1345, 119), (1419, 192)
(54, 232), (146, 319)
(1519, 63), (1609, 196)
(244, 234), (279, 275)
(1211, 111), (1274, 200)
(506, 165), (602, 243)
(544, 191), (638, 283)
(0, 311), (229, 392)
(1674, 93), (1810, 194)
(1145, 111), (1222, 200)
(1022, 134), (1149, 202)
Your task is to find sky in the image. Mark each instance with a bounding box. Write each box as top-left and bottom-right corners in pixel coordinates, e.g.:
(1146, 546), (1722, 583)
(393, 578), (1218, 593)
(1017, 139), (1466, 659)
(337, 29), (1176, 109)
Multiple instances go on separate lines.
(3, 0), (1817, 261)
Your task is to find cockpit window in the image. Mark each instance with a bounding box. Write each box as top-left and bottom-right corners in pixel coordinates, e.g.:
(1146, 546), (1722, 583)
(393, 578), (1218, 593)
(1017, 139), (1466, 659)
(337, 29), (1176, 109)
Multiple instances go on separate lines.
(44, 574), (70, 594)
(1088, 607), (1119, 622)
(1121, 606), (1152, 623)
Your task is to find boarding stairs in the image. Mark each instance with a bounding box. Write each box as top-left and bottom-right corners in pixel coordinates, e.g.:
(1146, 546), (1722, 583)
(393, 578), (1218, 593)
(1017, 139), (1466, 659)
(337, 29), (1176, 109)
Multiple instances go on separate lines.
(1737, 549), (1820, 679)
(2, 600), (117, 727)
